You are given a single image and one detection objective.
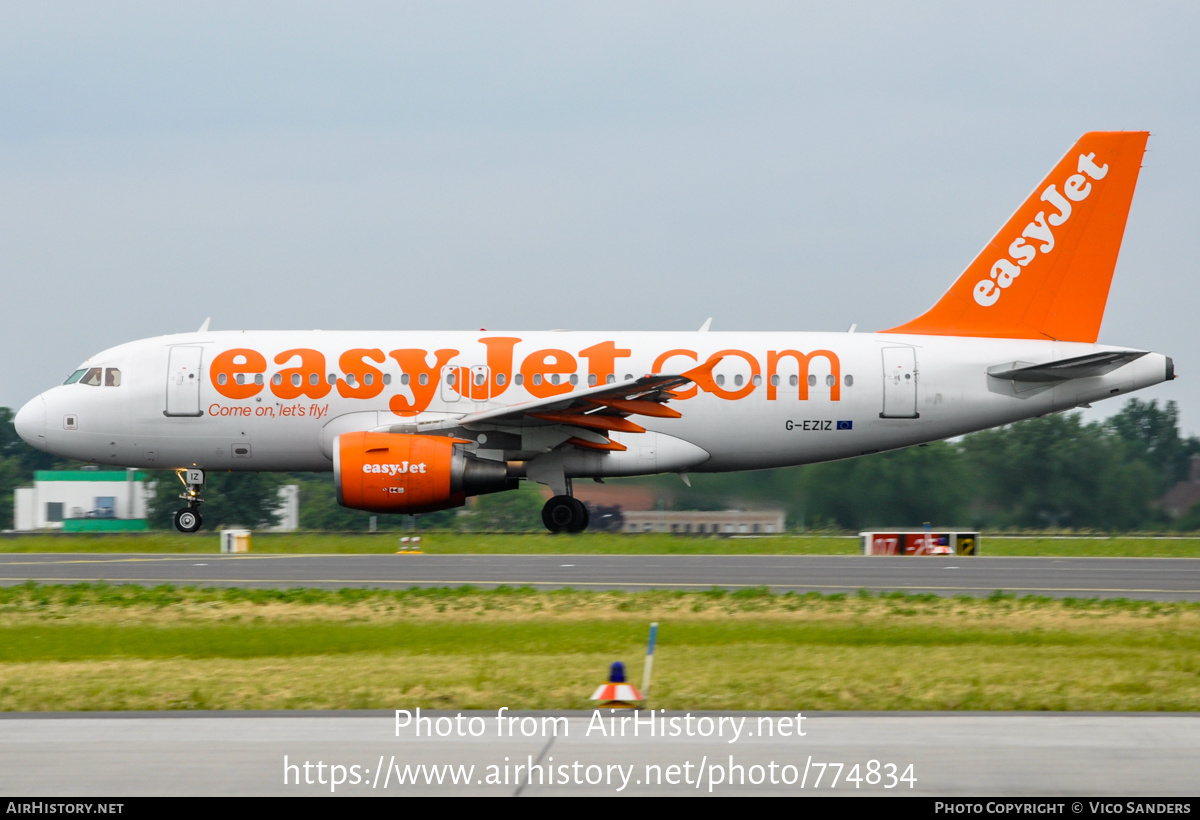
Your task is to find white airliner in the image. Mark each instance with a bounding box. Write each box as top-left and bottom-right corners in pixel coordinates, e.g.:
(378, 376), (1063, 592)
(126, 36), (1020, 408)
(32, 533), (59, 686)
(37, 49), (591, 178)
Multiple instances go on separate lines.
(14, 131), (1174, 533)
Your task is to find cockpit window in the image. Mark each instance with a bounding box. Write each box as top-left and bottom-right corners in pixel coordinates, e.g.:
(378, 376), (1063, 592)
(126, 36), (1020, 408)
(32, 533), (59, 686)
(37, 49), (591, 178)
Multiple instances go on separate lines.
(65, 366), (122, 386)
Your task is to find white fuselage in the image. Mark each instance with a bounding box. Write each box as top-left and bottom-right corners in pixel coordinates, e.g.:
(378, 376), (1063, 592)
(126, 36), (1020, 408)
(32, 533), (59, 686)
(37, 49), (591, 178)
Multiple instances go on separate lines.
(15, 330), (1173, 478)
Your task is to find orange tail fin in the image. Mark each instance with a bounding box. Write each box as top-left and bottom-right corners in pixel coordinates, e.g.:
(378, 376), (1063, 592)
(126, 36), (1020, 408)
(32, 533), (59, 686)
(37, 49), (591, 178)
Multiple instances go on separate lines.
(882, 131), (1148, 342)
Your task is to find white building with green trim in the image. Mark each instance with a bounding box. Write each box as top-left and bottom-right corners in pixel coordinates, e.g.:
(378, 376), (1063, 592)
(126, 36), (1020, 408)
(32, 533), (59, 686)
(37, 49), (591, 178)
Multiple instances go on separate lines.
(13, 470), (150, 532)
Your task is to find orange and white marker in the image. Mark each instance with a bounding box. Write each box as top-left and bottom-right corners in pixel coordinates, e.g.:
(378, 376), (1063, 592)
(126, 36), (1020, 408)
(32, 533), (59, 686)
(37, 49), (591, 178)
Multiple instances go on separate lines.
(591, 661), (642, 708)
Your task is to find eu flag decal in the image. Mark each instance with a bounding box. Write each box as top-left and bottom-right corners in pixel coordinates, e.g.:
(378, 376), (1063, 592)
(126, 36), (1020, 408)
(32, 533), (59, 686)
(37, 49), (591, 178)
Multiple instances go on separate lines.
(836, 420), (853, 430)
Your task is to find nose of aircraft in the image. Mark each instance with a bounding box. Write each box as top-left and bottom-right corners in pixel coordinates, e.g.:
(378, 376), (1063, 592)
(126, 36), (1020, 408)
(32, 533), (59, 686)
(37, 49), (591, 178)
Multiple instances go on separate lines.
(14, 395), (47, 452)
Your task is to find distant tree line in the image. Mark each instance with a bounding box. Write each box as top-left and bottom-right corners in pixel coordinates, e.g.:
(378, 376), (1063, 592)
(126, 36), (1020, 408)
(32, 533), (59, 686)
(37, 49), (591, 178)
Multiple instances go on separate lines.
(661, 399), (1200, 532)
(4, 400), (1199, 532)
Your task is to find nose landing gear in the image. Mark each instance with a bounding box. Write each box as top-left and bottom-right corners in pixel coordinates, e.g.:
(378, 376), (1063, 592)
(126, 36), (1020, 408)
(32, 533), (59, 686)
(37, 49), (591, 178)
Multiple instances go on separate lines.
(173, 468), (205, 533)
(541, 495), (590, 534)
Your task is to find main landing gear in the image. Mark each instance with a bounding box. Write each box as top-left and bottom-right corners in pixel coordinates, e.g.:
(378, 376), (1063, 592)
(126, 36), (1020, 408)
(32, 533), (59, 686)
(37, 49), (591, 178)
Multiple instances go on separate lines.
(173, 468), (205, 533)
(541, 495), (590, 534)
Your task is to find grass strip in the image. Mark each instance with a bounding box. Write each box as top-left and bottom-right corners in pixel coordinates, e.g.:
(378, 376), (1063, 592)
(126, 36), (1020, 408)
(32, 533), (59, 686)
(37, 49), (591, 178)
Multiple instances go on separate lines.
(2, 583), (1199, 712)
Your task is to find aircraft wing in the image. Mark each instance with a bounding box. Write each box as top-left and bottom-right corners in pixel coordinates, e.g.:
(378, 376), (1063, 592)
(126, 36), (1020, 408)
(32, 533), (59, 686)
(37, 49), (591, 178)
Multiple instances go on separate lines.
(379, 359), (719, 452)
(987, 350), (1148, 383)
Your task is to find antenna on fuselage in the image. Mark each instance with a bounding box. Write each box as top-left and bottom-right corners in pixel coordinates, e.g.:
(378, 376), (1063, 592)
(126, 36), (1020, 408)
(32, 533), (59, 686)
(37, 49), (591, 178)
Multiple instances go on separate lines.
(197, 318), (211, 333)
(698, 317), (712, 332)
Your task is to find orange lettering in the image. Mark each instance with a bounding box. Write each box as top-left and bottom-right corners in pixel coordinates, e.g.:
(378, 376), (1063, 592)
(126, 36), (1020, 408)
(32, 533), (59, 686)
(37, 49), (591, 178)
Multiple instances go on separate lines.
(707, 349), (760, 400)
(452, 336), (521, 400)
(272, 349), (331, 400)
(481, 336), (520, 398)
(210, 348), (266, 399)
(337, 348), (386, 399)
(520, 349), (576, 398)
(579, 341), (631, 386)
(388, 348), (458, 416)
(766, 350), (841, 401)
(652, 349), (698, 399)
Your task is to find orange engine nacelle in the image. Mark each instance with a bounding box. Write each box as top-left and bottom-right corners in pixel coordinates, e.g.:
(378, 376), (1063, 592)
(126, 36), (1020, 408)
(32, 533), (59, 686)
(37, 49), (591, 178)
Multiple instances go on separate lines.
(334, 431), (516, 514)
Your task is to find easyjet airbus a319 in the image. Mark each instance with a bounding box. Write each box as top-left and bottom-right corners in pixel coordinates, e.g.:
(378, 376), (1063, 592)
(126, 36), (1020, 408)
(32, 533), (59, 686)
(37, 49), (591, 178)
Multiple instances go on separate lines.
(14, 132), (1174, 533)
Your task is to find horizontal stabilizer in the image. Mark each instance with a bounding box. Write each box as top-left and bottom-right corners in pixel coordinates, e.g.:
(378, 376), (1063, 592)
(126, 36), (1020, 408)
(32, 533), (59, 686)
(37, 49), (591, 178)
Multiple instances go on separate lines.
(986, 350), (1147, 383)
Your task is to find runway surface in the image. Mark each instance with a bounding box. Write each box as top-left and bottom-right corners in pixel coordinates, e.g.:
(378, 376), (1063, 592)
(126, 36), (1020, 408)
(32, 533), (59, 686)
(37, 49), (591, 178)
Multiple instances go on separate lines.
(2, 711), (1197, 796)
(1, 553), (1199, 600)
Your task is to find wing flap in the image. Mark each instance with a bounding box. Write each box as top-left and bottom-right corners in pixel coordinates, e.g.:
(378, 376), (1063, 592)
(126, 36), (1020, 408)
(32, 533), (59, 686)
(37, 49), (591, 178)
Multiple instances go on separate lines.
(375, 358), (719, 453)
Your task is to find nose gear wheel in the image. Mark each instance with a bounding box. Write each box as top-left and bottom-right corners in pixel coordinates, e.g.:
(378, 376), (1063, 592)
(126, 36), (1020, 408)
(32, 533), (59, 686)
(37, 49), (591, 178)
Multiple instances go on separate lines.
(172, 468), (206, 533)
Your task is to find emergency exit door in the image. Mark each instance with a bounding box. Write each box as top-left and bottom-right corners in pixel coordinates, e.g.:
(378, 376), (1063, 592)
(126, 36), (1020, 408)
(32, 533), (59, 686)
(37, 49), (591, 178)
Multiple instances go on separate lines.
(441, 365), (491, 402)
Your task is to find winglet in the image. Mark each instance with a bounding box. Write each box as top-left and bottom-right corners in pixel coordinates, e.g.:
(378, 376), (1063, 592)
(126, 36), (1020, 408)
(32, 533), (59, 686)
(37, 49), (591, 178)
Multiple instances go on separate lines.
(680, 356), (721, 393)
(882, 131), (1149, 342)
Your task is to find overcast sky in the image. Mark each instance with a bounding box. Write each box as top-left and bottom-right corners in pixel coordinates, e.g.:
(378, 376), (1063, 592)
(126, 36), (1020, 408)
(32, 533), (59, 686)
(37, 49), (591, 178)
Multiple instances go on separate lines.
(3, 2), (1198, 432)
